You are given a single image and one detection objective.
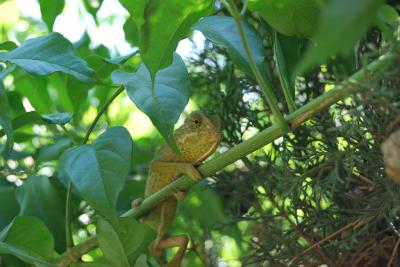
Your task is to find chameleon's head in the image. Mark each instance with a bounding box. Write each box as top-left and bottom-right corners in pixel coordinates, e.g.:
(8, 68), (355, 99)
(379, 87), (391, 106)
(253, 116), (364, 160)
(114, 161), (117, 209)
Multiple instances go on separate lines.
(174, 111), (221, 163)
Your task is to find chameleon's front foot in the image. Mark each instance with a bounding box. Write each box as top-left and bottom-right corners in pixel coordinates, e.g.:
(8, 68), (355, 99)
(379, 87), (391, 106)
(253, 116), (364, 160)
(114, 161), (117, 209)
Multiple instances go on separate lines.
(131, 198), (143, 208)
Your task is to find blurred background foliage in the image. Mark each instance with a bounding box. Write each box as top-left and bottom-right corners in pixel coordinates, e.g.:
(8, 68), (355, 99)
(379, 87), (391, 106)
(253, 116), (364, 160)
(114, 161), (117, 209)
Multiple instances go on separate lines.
(1, 0), (400, 266)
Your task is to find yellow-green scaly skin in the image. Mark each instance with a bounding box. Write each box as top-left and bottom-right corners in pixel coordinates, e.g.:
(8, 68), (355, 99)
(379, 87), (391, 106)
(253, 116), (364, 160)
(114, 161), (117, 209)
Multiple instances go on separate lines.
(143, 111), (221, 237)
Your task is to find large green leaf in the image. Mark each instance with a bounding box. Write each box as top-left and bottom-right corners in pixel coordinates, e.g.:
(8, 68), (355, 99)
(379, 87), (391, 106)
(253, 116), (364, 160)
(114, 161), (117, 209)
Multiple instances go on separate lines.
(0, 80), (12, 150)
(112, 53), (189, 153)
(15, 176), (67, 252)
(194, 16), (265, 77)
(38, 0), (65, 30)
(96, 219), (130, 267)
(60, 127), (132, 225)
(297, 0), (384, 73)
(0, 216), (55, 265)
(0, 186), (19, 229)
(122, 0), (213, 79)
(0, 33), (94, 82)
(97, 218), (155, 266)
(248, 0), (322, 38)
(118, 217), (155, 264)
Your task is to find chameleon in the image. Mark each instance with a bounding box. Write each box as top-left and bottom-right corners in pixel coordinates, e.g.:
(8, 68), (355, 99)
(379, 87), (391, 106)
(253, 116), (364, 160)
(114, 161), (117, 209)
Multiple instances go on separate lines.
(133, 111), (221, 267)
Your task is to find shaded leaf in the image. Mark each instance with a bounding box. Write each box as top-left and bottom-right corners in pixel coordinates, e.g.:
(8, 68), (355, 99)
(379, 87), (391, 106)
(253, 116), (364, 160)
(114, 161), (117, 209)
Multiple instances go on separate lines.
(37, 137), (72, 163)
(0, 242), (56, 267)
(0, 111), (42, 139)
(0, 216), (55, 264)
(97, 218), (130, 267)
(0, 185), (19, 229)
(60, 127), (132, 224)
(195, 16), (265, 77)
(0, 33), (94, 82)
(112, 53), (189, 153)
(15, 176), (68, 252)
(97, 217), (155, 266)
(38, 0), (65, 30)
(297, 0), (384, 73)
(0, 80), (13, 150)
(41, 112), (72, 124)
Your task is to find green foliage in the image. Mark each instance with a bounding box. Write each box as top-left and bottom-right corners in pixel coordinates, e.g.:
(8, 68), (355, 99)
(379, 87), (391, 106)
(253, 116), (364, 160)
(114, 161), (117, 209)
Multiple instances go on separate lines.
(60, 127), (132, 225)
(0, 216), (55, 266)
(248, 0), (322, 38)
(112, 54), (189, 153)
(38, 0), (65, 31)
(298, 0), (384, 73)
(195, 16), (265, 77)
(0, 33), (94, 82)
(0, 0), (399, 266)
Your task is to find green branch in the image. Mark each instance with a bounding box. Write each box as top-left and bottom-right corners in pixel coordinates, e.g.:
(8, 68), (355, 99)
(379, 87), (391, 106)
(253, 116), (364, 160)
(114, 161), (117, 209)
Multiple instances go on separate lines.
(53, 51), (396, 266)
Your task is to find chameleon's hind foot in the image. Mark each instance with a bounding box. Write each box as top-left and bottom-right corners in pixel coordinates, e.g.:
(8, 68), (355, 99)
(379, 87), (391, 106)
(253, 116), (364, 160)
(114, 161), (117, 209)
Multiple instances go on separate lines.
(131, 198), (143, 208)
(173, 190), (186, 201)
(153, 235), (189, 267)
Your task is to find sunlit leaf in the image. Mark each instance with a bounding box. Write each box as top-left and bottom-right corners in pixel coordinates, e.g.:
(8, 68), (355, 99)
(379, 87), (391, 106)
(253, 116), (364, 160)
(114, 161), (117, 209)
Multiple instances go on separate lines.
(122, 0), (213, 79)
(60, 127), (132, 225)
(0, 41), (17, 51)
(248, 0), (322, 38)
(195, 16), (265, 77)
(112, 53), (189, 153)
(0, 33), (95, 82)
(38, 0), (65, 30)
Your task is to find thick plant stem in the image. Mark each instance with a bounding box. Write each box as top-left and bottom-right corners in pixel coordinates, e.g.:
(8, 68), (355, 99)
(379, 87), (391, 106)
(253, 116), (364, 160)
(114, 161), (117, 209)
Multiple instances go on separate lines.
(54, 52), (395, 266)
(122, 52), (394, 219)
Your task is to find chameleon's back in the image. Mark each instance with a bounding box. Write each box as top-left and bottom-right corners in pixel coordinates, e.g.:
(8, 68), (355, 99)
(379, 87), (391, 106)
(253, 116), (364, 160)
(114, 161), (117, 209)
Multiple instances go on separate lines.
(144, 111), (221, 235)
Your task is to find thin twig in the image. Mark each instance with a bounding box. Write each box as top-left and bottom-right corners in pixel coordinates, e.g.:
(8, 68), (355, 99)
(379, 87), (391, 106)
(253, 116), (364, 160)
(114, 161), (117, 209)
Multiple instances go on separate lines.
(387, 238), (400, 267)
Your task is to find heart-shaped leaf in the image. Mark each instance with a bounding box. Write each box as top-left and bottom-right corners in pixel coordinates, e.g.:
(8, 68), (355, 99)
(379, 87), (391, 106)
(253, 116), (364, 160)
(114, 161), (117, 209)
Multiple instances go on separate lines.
(60, 127), (132, 224)
(0, 33), (94, 82)
(112, 53), (189, 153)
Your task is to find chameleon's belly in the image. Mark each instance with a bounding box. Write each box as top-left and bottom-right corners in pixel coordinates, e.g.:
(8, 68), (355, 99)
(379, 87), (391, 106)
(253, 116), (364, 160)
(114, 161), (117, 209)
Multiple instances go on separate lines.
(144, 170), (179, 234)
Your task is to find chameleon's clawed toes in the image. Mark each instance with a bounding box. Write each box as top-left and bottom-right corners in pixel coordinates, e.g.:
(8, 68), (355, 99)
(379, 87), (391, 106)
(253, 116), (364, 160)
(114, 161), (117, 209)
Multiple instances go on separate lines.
(173, 190), (186, 201)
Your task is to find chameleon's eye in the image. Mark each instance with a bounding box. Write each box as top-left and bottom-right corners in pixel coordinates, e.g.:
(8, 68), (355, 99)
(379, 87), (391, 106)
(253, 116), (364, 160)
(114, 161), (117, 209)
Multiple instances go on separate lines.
(189, 115), (202, 128)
